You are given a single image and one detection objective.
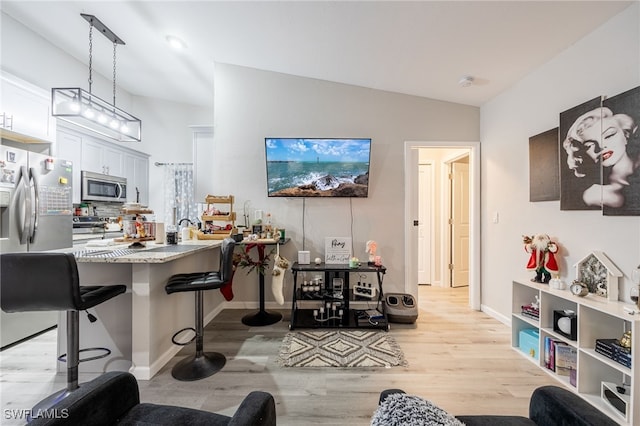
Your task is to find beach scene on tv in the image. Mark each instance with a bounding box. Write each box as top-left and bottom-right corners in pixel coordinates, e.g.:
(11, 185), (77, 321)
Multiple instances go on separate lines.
(265, 138), (371, 197)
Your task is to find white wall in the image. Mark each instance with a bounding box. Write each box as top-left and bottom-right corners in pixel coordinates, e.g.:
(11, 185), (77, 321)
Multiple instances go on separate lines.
(1, 13), (213, 215)
(480, 3), (640, 322)
(209, 64), (479, 303)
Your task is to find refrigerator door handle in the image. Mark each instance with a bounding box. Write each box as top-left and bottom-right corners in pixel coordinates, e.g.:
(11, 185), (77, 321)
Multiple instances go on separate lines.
(28, 167), (39, 243)
(16, 166), (30, 244)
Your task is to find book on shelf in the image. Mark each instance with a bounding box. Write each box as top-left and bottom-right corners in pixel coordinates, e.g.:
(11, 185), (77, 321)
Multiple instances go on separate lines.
(595, 339), (632, 368)
(544, 336), (568, 372)
(544, 336), (551, 369)
(521, 311), (539, 321)
(521, 305), (540, 315)
(555, 344), (577, 377)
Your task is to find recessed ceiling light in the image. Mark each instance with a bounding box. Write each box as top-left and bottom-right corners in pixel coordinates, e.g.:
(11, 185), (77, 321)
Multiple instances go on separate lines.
(458, 76), (474, 88)
(166, 35), (187, 50)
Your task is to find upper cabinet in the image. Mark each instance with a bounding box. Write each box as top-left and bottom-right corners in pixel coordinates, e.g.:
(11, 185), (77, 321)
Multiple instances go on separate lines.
(56, 127), (149, 205)
(82, 138), (124, 177)
(0, 71), (56, 143)
(124, 152), (149, 205)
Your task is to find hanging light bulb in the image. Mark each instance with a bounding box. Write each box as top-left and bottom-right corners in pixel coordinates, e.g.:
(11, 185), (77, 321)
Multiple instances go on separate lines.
(69, 100), (81, 113)
(82, 107), (95, 119)
(51, 14), (141, 142)
(97, 111), (108, 124)
(109, 117), (120, 129)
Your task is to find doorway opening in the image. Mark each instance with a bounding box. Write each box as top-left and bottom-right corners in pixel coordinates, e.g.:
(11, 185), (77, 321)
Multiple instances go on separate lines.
(404, 142), (480, 310)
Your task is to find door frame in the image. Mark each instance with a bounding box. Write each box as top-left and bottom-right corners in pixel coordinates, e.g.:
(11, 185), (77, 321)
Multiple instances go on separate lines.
(418, 162), (434, 285)
(404, 141), (481, 310)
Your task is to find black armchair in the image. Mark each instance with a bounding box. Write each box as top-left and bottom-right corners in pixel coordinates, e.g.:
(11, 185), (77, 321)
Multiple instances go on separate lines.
(28, 371), (276, 426)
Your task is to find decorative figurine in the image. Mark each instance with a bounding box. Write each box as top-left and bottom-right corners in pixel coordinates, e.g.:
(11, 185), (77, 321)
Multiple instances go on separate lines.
(366, 240), (378, 264)
(135, 215), (146, 238)
(523, 234), (559, 284)
(619, 331), (632, 350)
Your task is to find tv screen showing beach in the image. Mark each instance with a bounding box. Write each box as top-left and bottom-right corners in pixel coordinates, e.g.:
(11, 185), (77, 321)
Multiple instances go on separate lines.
(265, 138), (371, 197)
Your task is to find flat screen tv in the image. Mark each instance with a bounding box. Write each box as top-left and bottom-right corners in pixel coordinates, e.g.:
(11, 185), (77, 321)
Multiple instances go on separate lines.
(265, 138), (371, 197)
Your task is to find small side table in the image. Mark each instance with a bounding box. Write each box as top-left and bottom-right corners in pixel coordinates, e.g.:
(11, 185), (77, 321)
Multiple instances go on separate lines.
(239, 238), (289, 326)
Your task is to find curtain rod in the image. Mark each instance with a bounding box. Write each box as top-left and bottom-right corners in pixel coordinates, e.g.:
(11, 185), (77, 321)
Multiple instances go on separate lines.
(154, 162), (193, 166)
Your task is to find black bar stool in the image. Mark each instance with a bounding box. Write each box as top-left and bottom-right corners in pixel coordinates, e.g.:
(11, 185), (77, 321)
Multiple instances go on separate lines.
(165, 238), (235, 381)
(0, 252), (126, 418)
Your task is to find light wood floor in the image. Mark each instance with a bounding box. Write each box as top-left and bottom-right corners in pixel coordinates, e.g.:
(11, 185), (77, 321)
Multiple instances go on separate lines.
(1, 286), (557, 425)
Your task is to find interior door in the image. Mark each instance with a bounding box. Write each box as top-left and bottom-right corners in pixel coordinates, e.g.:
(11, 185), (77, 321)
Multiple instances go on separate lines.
(450, 160), (469, 287)
(418, 164), (432, 284)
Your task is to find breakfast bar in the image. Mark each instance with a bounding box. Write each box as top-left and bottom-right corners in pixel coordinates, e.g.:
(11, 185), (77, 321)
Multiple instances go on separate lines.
(58, 240), (223, 380)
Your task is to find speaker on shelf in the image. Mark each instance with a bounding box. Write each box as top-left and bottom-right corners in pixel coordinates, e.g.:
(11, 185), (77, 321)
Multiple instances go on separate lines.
(384, 293), (418, 324)
(601, 381), (630, 422)
(553, 310), (577, 340)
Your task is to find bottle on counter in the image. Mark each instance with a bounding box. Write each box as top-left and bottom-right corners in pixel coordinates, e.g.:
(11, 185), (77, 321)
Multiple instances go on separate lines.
(166, 225), (178, 245)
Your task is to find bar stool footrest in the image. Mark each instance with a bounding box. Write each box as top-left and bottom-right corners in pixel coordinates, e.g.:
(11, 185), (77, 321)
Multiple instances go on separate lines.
(171, 327), (197, 346)
(58, 347), (112, 364)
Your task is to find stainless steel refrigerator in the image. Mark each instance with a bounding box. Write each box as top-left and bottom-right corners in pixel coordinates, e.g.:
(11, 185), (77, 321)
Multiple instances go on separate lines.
(0, 145), (73, 348)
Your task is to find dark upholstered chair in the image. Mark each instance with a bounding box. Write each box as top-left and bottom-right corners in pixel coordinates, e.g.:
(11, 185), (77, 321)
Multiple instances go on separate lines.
(28, 371), (277, 426)
(0, 252), (126, 416)
(377, 386), (617, 425)
(165, 238), (236, 381)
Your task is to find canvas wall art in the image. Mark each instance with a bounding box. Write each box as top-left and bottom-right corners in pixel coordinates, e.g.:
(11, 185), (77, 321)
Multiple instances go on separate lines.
(559, 97), (603, 211)
(529, 128), (560, 202)
(601, 86), (640, 216)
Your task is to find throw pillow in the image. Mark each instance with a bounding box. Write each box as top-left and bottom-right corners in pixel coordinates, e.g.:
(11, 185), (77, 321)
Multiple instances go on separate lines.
(371, 393), (465, 426)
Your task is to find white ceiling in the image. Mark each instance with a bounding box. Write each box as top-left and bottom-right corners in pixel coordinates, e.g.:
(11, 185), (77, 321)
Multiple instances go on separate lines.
(1, 1), (633, 107)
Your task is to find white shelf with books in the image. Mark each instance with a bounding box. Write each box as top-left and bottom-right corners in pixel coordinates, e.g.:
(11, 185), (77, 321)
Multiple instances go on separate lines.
(512, 279), (639, 425)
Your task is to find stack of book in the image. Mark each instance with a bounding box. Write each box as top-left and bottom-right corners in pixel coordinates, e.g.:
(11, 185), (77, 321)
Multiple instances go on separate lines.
(595, 339), (632, 368)
(521, 304), (539, 321)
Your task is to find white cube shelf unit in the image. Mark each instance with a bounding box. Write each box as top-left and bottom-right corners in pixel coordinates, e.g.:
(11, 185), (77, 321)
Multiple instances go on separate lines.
(512, 279), (639, 425)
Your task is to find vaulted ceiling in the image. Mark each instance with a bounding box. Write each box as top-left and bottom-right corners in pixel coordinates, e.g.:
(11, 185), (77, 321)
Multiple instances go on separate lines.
(2, 1), (633, 107)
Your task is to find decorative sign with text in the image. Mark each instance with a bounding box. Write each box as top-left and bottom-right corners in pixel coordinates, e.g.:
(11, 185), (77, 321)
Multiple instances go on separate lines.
(324, 237), (352, 264)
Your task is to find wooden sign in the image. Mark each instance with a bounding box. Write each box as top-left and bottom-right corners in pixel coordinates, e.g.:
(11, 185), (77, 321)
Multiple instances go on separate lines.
(325, 237), (352, 264)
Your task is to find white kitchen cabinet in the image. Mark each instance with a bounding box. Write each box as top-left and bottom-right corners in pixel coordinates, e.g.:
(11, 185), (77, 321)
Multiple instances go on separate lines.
(82, 138), (124, 177)
(55, 127), (149, 205)
(123, 151), (149, 205)
(0, 71), (56, 143)
(55, 129), (83, 204)
(512, 279), (639, 425)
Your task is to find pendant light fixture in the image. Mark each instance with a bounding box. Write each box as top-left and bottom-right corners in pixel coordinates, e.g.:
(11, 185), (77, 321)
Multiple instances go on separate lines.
(52, 14), (141, 142)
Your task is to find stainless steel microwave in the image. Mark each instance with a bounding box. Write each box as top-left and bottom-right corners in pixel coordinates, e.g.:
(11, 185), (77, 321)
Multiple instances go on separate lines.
(81, 171), (127, 203)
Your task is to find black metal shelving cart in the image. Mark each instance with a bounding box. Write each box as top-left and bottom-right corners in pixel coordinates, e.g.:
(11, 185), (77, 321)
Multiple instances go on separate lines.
(289, 262), (388, 331)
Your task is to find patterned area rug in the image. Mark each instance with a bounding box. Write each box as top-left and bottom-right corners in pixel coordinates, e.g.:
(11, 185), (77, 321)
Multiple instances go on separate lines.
(278, 330), (408, 367)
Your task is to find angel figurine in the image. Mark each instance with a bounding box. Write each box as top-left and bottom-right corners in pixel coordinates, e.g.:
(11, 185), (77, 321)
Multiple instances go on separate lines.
(366, 240), (378, 264)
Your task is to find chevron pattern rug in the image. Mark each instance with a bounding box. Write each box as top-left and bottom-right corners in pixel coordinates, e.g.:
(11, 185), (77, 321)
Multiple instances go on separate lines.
(277, 330), (408, 367)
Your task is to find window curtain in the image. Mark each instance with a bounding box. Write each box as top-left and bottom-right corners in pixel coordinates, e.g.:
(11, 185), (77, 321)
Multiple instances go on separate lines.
(163, 163), (197, 228)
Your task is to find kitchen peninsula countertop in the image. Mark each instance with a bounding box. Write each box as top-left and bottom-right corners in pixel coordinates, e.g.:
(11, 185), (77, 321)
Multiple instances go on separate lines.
(59, 238), (225, 381)
(72, 239), (222, 263)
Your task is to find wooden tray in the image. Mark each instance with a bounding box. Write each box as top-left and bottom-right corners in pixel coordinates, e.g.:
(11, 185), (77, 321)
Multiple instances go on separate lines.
(196, 231), (230, 240)
(121, 208), (154, 215)
(114, 237), (155, 243)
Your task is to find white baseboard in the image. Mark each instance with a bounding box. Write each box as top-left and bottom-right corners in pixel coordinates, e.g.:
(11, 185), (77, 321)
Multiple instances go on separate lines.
(131, 303), (226, 381)
(480, 303), (510, 326)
